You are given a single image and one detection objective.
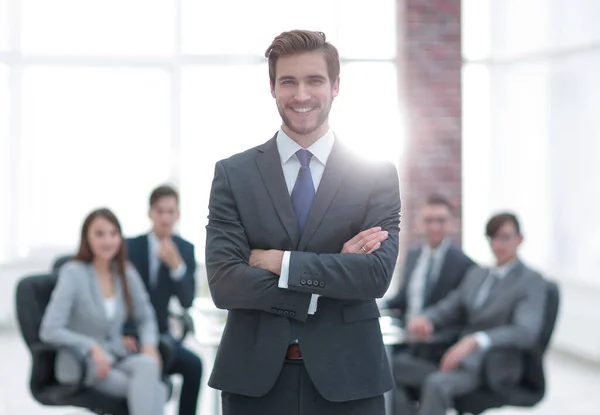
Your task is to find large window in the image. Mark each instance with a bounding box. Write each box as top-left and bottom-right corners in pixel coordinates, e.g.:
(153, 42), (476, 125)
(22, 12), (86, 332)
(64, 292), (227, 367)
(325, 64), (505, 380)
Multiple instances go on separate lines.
(462, 0), (600, 287)
(2, 1), (400, 264)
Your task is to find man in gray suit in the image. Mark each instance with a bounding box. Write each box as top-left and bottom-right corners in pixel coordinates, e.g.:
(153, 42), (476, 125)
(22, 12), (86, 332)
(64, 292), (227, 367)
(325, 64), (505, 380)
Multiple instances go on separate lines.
(393, 212), (548, 415)
(205, 30), (401, 415)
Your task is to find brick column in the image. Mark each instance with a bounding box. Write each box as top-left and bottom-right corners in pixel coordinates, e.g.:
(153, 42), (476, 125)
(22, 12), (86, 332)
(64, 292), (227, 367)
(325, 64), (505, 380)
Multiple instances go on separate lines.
(396, 0), (463, 256)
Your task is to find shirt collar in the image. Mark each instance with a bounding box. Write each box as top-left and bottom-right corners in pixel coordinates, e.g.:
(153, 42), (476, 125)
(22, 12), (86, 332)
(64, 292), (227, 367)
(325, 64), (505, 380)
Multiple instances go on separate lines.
(148, 232), (160, 249)
(423, 237), (451, 259)
(276, 128), (335, 166)
(492, 258), (519, 279)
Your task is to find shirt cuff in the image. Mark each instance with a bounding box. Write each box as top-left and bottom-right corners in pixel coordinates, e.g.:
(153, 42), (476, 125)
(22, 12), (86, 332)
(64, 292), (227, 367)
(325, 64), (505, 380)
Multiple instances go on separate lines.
(474, 331), (492, 350)
(308, 294), (320, 314)
(278, 251), (291, 289)
(170, 263), (187, 281)
(279, 252), (320, 315)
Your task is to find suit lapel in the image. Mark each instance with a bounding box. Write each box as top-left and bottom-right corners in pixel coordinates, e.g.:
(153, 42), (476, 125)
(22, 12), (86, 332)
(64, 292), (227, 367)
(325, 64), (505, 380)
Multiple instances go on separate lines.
(256, 137), (300, 247)
(428, 248), (455, 303)
(298, 141), (349, 251)
(85, 264), (109, 324)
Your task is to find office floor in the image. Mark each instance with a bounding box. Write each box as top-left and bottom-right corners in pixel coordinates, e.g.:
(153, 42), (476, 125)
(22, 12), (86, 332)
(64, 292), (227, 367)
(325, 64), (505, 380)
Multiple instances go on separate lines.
(0, 326), (598, 415)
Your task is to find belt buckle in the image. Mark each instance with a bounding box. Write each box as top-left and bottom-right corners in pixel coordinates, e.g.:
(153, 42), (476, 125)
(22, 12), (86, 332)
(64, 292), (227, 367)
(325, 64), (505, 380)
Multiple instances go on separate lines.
(286, 344), (303, 360)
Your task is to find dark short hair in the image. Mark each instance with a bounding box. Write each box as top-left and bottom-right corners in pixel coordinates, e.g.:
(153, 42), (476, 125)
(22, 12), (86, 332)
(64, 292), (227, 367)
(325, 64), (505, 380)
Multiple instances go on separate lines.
(486, 212), (521, 237)
(424, 193), (454, 215)
(149, 185), (179, 207)
(265, 29), (340, 86)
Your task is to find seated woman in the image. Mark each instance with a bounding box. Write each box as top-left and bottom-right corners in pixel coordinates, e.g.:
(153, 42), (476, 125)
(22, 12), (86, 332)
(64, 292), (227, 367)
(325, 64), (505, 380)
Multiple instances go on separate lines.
(40, 208), (166, 415)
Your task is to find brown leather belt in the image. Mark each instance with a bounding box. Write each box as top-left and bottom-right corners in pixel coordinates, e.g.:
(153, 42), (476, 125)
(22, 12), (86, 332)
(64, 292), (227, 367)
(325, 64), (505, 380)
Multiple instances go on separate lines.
(286, 344), (303, 360)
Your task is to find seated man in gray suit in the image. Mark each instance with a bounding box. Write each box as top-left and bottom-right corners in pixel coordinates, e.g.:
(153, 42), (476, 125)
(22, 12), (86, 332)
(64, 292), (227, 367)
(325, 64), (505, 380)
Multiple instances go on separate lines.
(393, 212), (548, 415)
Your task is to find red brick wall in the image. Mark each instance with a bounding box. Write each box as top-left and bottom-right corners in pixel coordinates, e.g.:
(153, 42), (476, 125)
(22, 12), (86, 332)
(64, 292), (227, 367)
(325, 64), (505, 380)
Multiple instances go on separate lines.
(396, 0), (463, 258)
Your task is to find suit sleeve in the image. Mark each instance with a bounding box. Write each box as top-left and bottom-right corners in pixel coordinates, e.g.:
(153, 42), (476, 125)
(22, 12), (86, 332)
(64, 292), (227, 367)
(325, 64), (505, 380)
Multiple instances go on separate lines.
(481, 274), (547, 350)
(424, 268), (474, 329)
(286, 162), (401, 301)
(172, 243), (196, 308)
(127, 264), (159, 347)
(39, 263), (97, 355)
(205, 161), (312, 322)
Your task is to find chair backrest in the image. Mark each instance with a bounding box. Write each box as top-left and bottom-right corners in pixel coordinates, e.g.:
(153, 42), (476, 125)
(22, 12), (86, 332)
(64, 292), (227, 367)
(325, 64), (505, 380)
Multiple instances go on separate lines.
(15, 273), (59, 348)
(539, 280), (560, 353)
(51, 254), (73, 274)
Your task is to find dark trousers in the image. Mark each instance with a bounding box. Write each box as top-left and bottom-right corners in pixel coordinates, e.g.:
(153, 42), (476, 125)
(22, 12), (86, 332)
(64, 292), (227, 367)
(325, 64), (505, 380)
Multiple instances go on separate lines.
(222, 359), (384, 415)
(166, 337), (203, 415)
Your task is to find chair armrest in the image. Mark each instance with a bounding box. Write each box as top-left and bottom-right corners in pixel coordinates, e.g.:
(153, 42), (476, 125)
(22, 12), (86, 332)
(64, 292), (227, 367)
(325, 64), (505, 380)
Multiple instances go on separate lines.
(31, 343), (88, 390)
(168, 310), (195, 342)
(481, 346), (526, 394)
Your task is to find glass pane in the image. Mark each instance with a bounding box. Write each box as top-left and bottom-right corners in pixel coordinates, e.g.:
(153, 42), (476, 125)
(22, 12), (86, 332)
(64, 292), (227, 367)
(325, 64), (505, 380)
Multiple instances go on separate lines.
(546, 49), (600, 287)
(462, 0), (492, 61)
(489, 0), (549, 58)
(0, 0), (8, 51)
(180, 64), (279, 258)
(337, 0), (396, 59)
(182, 0), (338, 55)
(0, 65), (8, 262)
(331, 62), (403, 165)
(22, 0), (175, 56)
(20, 67), (171, 255)
(548, 0), (600, 50)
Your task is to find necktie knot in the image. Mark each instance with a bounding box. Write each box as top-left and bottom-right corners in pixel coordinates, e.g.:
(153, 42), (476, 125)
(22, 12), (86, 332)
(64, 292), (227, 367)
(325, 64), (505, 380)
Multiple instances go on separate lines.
(296, 149), (312, 167)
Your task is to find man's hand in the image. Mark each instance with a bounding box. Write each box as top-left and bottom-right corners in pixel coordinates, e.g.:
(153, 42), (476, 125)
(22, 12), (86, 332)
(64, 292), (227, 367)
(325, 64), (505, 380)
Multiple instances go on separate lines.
(158, 238), (184, 270)
(122, 336), (138, 353)
(249, 249), (284, 275)
(341, 227), (388, 254)
(141, 344), (162, 369)
(406, 315), (434, 341)
(439, 335), (479, 373)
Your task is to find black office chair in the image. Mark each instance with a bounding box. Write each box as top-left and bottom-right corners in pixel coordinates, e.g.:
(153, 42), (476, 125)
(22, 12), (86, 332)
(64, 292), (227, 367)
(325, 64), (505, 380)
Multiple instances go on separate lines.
(51, 254), (195, 343)
(454, 279), (561, 414)
(15, 273), (174, 415)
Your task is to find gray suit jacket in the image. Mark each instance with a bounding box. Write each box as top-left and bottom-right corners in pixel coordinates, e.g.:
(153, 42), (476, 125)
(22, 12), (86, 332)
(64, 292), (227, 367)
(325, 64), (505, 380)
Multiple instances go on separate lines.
(205, 136), (401, 402)
(39, 260), (158, 385)
(424, 260), (547, 376)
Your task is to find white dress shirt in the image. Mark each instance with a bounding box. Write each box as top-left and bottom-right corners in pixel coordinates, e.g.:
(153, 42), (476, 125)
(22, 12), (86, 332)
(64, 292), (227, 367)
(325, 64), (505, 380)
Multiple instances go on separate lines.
(276, 128), (335, 315)
(406, 238), (451, 321)
(103, 296), (117, 320)
(147, 232), (187, 287)
(475, 258), (519, 349)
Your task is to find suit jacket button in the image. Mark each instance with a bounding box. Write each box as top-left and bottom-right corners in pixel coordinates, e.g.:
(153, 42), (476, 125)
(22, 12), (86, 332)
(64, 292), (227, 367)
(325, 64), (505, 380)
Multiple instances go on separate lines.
(290, 311), (296, 316)
(277, 309), (284, 314)
(300, 279), (306, 285)
(307, 280), (313, 285)
(271, 308), (277, 312)
(283, 310), (290, 315)
(319, 281), (325, 287)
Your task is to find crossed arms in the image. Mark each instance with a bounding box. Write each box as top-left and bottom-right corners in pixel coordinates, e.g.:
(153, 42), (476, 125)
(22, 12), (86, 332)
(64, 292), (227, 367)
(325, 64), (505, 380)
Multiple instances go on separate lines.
(205, 160), (401, 322)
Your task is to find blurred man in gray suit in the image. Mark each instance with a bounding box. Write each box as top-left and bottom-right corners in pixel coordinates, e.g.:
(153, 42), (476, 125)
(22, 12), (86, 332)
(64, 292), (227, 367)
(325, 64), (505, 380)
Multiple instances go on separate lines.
(393, 212), (548, 415)
(205, 30), (401, 415)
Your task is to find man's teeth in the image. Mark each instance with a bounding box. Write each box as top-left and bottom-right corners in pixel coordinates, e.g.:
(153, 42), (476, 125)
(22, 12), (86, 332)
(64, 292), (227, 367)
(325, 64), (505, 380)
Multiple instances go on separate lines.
(293, 108), (313, 113)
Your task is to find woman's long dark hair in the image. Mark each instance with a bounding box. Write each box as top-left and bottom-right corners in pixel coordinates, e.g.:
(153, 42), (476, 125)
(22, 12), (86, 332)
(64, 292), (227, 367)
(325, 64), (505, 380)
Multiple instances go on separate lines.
(73, 208), (132, 315)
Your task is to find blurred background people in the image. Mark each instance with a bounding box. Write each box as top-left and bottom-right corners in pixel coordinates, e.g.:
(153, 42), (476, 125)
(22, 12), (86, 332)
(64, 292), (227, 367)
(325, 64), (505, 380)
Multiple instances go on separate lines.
(39, 208), (166, 415)
(393, 213), (549, 415)
(127, 186), (202, 415)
